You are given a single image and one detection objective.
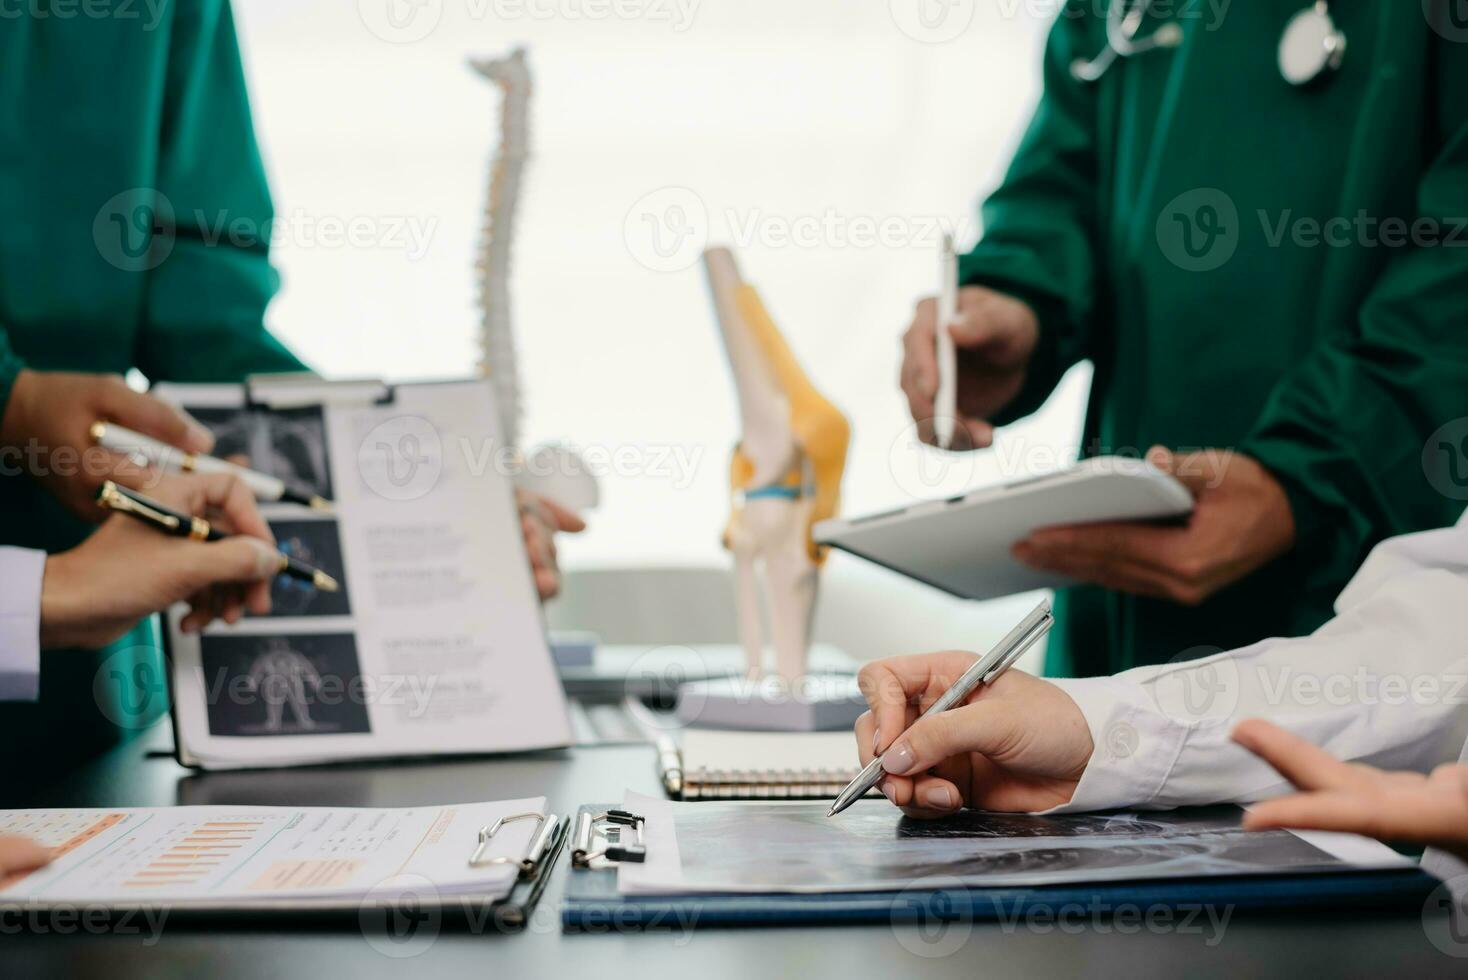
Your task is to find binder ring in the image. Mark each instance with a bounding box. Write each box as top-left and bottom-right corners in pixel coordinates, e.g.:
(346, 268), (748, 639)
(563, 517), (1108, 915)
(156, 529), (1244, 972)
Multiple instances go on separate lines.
(572, 809), (647, 868)
(469, 811), (549, 870)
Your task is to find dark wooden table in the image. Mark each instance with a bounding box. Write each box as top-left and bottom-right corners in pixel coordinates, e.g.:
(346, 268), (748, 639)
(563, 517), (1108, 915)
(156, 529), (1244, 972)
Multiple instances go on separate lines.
(5, 724), (1464, 978)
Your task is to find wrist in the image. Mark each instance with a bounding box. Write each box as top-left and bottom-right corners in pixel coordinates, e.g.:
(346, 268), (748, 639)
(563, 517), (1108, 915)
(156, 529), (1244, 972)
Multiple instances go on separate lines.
(38, 551), (87, 649)
(1252, 456), (1299, 560)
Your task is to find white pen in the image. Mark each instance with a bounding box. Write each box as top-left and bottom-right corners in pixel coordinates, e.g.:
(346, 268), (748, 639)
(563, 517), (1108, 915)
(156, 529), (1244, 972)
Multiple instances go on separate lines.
(91, 421), (331, 511)
(827, 598), (1055, 817)
(933, 233), (959, 450)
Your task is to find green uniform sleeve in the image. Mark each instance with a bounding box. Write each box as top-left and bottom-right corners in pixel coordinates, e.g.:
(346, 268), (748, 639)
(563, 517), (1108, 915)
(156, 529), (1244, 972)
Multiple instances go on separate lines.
(0, 326), (23, 425)
(1240, 37), (1468, 579)
(958, 5), (1102, 425)
(136, 0), (306, 382)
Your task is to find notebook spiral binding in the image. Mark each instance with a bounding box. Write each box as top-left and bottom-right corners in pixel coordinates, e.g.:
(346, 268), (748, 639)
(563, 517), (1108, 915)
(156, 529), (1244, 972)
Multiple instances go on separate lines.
(680, 767), (872, 801)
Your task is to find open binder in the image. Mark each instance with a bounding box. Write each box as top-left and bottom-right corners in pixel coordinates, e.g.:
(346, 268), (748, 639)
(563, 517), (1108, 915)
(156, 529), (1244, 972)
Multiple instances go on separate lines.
(560, 803), (1441, 930)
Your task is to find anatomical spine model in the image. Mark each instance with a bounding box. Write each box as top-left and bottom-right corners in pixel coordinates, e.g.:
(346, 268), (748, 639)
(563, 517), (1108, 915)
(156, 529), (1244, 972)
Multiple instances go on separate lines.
(472, 47), (530, 449)
(471, 48), (598, 512)
(704, 248), (850, 683)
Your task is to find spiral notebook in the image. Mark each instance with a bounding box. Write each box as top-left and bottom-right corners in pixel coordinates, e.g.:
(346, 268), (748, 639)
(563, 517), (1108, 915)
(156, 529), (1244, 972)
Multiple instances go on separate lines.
(660, 731), (876, 801)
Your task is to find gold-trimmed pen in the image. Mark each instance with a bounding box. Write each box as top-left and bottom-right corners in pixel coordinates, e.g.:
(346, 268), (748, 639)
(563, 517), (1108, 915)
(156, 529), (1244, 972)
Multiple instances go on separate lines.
(96, 481), (339, 593)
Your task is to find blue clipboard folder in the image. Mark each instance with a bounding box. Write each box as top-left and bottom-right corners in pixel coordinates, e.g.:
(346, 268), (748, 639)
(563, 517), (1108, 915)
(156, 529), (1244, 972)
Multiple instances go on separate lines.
(560, 804), (1439, 930)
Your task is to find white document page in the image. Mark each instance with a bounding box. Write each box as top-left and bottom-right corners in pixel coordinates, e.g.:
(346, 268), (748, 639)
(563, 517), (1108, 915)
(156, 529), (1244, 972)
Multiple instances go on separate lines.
(0, 797), (547, 907)
(156, 380), (572, 768)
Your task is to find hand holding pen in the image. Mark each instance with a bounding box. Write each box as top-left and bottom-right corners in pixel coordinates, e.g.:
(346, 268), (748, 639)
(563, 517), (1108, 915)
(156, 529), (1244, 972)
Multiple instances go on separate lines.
(97, 479), (338, 601)
(837, 601), (1097, 818)
(40, 473), (285, 647)
(92, 421), (331, 510)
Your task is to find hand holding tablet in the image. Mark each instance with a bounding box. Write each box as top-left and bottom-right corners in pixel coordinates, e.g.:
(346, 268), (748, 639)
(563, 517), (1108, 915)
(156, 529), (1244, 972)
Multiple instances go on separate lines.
(815, 455), (1195, 600)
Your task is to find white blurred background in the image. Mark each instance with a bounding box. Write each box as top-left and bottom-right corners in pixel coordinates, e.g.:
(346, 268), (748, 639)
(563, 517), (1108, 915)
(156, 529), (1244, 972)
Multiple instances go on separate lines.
(234, 0), (1092, 659)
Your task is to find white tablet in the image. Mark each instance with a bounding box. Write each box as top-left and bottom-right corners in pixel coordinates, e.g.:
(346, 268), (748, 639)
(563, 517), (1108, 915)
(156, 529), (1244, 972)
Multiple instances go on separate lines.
(814, 457), (1195, 600)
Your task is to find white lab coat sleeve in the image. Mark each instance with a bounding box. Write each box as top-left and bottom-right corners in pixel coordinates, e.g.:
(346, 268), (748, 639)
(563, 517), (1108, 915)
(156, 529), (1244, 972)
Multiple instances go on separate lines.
(1042, 514), (1468, 814)
(0, 546), (44, 701)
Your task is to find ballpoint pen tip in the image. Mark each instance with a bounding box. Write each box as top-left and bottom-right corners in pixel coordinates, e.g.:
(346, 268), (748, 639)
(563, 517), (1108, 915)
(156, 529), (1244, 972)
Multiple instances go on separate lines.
(314, 571), (341, 593)
(308, 495), (333, 512)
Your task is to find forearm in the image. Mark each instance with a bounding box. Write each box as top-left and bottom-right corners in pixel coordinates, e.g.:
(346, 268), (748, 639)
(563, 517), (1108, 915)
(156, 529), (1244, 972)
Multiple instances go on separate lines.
(1047, 523), (1468, 812)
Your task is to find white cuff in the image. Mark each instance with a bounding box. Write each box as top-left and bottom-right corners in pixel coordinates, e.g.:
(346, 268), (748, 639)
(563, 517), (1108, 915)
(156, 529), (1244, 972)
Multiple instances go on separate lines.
(1039, 675), (1189, 814)
(0, 546), (43, 701)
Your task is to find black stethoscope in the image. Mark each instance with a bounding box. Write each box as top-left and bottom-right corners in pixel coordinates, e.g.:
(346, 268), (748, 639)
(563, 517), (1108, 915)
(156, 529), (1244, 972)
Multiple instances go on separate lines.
(1071, 0), (1347, 87)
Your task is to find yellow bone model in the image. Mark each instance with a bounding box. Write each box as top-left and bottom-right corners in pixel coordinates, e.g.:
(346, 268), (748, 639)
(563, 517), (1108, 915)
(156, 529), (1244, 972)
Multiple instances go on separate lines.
(705, 247), (850, 682)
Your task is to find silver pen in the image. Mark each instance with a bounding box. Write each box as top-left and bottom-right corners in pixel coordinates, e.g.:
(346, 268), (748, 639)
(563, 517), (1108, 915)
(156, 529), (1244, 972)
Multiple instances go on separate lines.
(827, 598), (1055, 817)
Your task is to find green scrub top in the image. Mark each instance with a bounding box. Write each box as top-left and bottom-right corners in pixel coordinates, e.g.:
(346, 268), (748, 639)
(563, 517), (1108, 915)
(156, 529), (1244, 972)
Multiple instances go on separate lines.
(963, 2), (1468, 676)
(0, 1), (304, 774)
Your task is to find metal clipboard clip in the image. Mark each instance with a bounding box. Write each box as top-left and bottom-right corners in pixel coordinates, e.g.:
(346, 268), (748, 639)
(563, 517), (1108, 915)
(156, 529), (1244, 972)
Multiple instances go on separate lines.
(469, 811), (563, 879)
(244, 374), (398, 409)
(571, 809), (647, 869)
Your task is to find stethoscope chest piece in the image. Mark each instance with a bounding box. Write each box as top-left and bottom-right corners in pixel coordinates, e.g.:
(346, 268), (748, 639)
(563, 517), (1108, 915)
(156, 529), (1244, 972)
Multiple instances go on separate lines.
(1278, 1), (1346, 87)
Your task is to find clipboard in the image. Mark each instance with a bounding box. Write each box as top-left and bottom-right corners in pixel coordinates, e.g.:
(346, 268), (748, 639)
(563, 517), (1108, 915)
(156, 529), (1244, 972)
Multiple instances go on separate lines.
(149, 376), (575, 771)
(1, 808), (570, 930)
(559, 804), (1440, 930)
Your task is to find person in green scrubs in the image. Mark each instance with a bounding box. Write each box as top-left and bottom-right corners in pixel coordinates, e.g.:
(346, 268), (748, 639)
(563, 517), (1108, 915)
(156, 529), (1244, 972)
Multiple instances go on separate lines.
(0, 2), (581, 777)
(0, 1), (299, 775)
(900, 1), (1468, 677)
